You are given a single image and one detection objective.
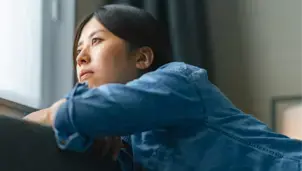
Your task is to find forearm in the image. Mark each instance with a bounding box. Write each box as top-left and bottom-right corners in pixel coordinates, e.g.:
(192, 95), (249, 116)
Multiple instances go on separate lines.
(23, 108), (51, 125)
(54, 73), (201, 138)
(53, 66), (203, 152)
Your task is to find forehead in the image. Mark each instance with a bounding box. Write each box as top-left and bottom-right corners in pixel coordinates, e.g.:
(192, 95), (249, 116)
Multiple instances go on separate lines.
(78, 17), (108, 42)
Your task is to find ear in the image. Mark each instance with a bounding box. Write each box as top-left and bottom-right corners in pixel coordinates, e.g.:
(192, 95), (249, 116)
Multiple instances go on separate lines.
(135, 47), (154, 70)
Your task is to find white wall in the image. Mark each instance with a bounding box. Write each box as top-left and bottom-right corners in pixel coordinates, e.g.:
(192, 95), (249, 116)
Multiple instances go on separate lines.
(207, 0), (302, 126)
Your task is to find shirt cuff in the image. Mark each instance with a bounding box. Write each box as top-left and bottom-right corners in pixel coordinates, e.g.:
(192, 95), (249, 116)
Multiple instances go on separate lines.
(53, 130), (93, 152)
(53, 97), (93, 152)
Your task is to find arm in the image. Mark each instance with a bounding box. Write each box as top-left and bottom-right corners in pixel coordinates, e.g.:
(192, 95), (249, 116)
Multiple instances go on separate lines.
(23, 108), (52, 124)
(54, 64), (204, 151)
(22, 82), (85, 124)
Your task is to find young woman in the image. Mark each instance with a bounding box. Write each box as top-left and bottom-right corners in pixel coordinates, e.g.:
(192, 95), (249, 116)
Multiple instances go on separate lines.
(25, 4), (302, 171)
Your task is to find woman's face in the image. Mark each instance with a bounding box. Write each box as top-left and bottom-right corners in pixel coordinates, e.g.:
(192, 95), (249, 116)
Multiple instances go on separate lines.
(76, 17), (139, 88)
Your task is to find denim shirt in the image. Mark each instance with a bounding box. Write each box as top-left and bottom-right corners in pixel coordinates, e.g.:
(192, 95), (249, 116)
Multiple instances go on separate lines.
(54, 62), (302, 171)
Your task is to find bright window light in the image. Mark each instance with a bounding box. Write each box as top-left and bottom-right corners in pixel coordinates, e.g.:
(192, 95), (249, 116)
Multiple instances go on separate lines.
(0, 0), (43, 108)
(0, 0), (75, 109)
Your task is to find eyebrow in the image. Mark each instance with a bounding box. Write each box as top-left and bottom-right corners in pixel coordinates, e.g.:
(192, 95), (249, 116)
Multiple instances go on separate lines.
(77, 29), (106, 47)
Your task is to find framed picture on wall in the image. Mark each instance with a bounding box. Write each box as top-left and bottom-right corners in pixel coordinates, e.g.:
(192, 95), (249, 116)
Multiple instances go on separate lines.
(271, 95), (302, 140)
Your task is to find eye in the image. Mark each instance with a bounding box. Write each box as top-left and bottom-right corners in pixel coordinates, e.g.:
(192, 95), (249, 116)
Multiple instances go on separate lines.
(92, 37), (103, 45)
(76, 49), (82, 55)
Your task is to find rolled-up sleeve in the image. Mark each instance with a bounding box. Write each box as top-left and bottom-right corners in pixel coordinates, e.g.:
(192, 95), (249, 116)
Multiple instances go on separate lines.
(54, 83), (94, 152)
(53, 63), (204, 152)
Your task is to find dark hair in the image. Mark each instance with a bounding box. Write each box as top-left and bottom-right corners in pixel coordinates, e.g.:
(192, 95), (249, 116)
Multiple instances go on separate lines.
(73, 4), (172, 73)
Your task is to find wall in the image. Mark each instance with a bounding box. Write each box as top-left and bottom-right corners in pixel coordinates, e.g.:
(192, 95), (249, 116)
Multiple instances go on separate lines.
(76, 0), (106, 24)
(207, 0), (302, 126)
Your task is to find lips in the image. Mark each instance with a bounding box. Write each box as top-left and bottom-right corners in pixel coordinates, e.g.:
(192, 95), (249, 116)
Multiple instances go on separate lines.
(80, 70), (94, 81)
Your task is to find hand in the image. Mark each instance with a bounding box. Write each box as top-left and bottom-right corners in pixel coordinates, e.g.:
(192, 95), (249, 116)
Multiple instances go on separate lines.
(23, 99), (66, 126)
(23, 108), (52, 125)
(24, 99), (123, 160)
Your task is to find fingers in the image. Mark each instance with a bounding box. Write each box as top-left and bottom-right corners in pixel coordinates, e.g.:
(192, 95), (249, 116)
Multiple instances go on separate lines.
(92, 137), (110, 158)
(23, 111), (42, 121)
(91, 136), (123, 160)
(110, 137), (123, 160)
(101, 137), (112, 157)
(23, 109), (50, 125)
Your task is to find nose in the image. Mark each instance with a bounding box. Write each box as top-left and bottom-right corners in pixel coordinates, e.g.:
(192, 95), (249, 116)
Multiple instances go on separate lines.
(76, 47), (91, 66)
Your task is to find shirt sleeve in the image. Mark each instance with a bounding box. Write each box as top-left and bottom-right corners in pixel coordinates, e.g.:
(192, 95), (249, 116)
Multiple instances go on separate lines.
(53, 64), (204, 152)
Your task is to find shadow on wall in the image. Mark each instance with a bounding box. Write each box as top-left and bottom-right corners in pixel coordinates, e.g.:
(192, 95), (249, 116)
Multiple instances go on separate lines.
(206, 0), (255, 116)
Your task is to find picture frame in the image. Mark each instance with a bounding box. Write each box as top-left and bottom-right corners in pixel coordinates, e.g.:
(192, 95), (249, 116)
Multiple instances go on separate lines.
(271, 95), (302, 139)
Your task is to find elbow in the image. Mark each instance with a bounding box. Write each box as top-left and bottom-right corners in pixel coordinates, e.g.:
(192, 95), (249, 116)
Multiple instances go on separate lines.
(53, 100), (76, 135)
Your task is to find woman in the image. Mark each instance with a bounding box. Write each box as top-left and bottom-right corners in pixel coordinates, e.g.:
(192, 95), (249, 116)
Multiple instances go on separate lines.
(25, 4), (302, 171)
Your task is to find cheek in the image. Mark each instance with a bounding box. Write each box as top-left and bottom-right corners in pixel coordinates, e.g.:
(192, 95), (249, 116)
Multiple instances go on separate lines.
(89, 44), (136, 84)
(91, 42), (129, 68)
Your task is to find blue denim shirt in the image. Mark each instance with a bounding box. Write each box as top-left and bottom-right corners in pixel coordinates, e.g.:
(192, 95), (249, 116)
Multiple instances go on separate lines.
(54, 62), (302, 171)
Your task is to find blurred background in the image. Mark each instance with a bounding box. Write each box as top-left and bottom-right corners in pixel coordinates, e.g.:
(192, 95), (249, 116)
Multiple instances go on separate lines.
(0, 0), (301, 139)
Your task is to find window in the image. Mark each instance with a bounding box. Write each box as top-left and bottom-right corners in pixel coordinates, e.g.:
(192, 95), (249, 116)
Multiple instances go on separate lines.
(0, 0), (75, 109)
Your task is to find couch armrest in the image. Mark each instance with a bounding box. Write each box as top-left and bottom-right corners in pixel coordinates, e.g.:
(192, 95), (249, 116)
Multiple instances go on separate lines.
(0, 115), (120, 171)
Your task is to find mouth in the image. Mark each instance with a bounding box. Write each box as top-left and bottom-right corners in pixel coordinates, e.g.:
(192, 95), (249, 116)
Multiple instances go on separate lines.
(80, 70), (94, 81)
